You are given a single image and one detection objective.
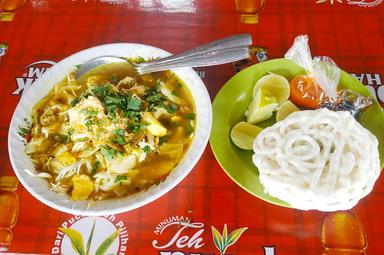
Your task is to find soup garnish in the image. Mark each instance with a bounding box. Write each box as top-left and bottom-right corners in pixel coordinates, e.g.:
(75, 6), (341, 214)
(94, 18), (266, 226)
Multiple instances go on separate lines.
(23, 61), (196, 201)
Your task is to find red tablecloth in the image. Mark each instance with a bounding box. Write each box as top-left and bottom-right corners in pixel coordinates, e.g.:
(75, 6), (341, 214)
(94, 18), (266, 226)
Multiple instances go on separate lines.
(0, 0), (383, 254)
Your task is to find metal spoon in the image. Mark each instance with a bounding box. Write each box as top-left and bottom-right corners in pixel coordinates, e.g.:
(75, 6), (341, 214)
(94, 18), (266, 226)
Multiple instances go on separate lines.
(75, 34), (252, 79)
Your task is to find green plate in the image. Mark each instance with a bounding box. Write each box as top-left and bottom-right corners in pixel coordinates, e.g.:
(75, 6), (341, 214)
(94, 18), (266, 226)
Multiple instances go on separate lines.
(210, 58), (384, 208)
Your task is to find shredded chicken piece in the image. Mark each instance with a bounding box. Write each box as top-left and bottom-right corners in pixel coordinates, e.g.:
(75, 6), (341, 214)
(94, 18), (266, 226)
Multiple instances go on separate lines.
(118, 76), (136, 88)
(40, 106), (61, 126)
(129, 85), (146, 95)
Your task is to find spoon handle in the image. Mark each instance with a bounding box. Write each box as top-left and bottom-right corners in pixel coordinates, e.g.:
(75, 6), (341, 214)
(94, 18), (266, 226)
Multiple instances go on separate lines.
(136, 45), (251, 75)
(138, 34), (252, 67)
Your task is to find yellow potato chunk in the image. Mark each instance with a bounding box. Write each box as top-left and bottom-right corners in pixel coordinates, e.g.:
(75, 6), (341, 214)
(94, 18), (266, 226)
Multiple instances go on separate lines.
(107, 154), (137, 174)
(56, 151), (76, 166)
(159, 143), (183, 163)
(71, 175), (94, 200)
(138, 159), (175, 179)
(170, 115), (183, 123)
(142, 112), (167, 137)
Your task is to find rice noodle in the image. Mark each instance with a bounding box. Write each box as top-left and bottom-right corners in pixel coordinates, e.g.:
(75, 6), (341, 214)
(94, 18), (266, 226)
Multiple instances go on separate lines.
(252, 108), (380, 211)
(55, 159), (89, 181)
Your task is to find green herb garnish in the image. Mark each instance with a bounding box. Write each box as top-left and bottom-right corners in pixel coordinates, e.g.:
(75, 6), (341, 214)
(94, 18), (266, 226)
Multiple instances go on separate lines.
(184, 113), (196, 120)
(113, 136), (126, 145)
(81, 109), (99, 117)
(147, 93), (164, 104)
(127, 122), (145, 133)
(66, 128), (75, 137)
(143, 145), (152, 154)
(145, 83), (164, 106)
(165, 103), (177, 113)
(114, 175), (128, 184)
(127, 98), (141, 111)
(85, 119), (93, 131)
(18, 127), (31, 139)
(104, 93), (142, 117)
(186, 122), (194, 136)
(114, 128), (125, 136)
(91, 84), (112, 98)
(113, 128), (127, 145)
(77, 137), (89, 142)
(109, 111), (116, 118)
(91, 160), (101, 175)
(100, 145), (121, 159)
(105, 95), (123, 112)
(70, 97), (81, 107)
(121, 110), (141, 121)
(18, 118), (32, 140)
(159, 136), (168, 145)
(171, 90), (180, 97)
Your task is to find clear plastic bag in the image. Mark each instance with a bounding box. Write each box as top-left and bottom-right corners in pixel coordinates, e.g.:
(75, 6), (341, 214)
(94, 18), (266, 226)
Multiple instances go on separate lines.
(321, 89), (374, 118)
(284, 35), (338, 109)
(285, 35), (372, 115)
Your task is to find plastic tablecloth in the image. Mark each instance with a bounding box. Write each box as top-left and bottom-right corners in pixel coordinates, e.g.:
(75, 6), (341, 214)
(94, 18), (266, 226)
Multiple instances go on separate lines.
(0, 0), (383, 254)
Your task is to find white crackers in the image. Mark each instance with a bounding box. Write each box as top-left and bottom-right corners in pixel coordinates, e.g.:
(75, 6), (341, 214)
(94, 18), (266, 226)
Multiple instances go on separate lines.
(252, 108), (380, 211)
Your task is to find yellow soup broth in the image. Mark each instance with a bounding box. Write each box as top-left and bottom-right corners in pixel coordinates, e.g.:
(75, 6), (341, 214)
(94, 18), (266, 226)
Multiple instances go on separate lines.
(24, 62), (196, 201)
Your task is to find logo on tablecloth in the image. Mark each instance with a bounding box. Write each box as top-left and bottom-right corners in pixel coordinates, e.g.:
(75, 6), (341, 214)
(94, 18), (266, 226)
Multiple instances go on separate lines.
(316, 0), (382, 7)
(99, 0), (129, 4)
(0, 43), (8, 57)
(152, 216), (275, 255)
(211, 225), (247, 255)
(352, 73), (384, 108)
(152, 216), (206, 253)
(13, 60), (56, 95)
(52, 215), (128, 255)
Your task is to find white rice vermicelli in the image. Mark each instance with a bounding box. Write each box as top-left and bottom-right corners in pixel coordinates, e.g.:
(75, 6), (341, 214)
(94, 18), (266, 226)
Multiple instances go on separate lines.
(252, 108), (380, 211)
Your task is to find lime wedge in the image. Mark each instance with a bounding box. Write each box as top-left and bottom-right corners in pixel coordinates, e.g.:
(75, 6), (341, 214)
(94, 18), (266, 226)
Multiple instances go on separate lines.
(246, 87), (278, 124)
(230, 121), (263, 150)
(253, 74), (290, 105)
(276, 100), (300, 121)
(257, 87), (277, 107)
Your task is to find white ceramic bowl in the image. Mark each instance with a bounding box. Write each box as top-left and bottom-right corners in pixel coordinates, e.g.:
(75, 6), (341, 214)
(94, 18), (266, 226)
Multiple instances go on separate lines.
(8, 43), (212, 216)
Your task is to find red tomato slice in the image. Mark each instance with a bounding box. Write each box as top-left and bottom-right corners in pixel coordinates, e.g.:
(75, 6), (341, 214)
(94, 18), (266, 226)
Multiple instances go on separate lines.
(289, 75), (328, 109)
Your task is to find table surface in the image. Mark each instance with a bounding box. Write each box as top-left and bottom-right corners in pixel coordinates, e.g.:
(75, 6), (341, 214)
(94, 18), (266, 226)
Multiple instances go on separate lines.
(0, 0), (384, 254)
